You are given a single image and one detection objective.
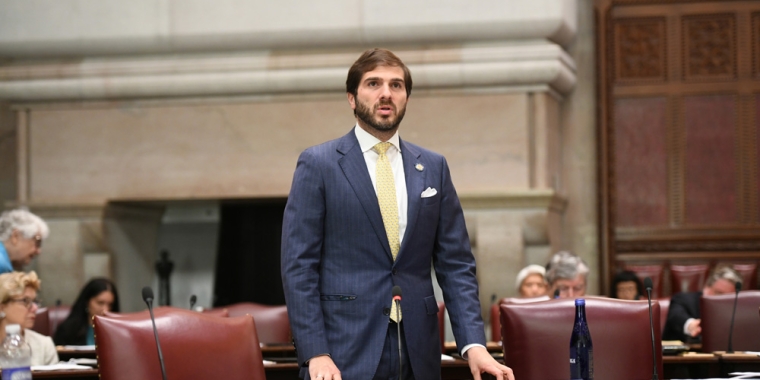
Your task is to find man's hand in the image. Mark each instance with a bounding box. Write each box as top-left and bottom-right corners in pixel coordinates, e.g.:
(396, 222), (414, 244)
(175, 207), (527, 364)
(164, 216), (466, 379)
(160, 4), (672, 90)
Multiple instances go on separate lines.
(467, 346), (515, 380)
(687, 319), (702, 337)
(308, 355), (341, 380)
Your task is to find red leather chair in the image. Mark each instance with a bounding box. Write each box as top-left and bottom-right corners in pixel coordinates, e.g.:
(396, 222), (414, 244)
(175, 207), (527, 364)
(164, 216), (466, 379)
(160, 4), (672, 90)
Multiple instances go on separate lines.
(500, 297), (663, 380)
(200, 308), (230, 318)
(700, 291), (760, 352)
(626, 264), (665, 298)
(657, 298), (670, 335)
(94, 306), (265, 380)
(32, 304), (71, 337)
(211, 302), (290, 344)
(670, 264), (710, 294)
(490, 296), (550, 342)
(730, 263), (758, 290)
(32, 307), (51, 336)
(437, 301), (445, 353)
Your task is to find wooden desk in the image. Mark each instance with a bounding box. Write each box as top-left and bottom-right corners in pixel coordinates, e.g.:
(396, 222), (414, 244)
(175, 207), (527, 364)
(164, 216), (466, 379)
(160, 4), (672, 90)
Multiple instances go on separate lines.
(52, 344), (760, 379)
(31, 360), (491, 380)
(32, 370), (98, 379)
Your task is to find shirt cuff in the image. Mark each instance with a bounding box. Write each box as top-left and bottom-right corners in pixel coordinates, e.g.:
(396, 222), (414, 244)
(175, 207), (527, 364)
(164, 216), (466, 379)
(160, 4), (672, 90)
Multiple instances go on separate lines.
(304, 353), (331, 366)
(460, 343), (485, 360)
(683, 318), (695, 336)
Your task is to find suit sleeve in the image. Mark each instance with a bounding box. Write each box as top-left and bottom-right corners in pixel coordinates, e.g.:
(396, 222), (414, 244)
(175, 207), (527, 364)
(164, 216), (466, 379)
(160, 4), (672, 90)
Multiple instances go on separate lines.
(431, 156), (487, 351)
(664, 293), (694, 341)
(281, 149), (330, 366)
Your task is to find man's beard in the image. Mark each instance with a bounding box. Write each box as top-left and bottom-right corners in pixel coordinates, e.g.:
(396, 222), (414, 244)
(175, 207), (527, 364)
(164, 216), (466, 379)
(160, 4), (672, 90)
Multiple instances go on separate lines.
(354, 99), (406, 132)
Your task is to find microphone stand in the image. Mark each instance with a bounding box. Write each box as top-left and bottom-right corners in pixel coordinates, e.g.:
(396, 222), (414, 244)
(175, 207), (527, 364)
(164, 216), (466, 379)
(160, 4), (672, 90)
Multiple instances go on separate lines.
(395, 298), (402, 378)
(645, 281), (659, 380)
(727, 282), (742, 354)
(143, 287), (168, 380)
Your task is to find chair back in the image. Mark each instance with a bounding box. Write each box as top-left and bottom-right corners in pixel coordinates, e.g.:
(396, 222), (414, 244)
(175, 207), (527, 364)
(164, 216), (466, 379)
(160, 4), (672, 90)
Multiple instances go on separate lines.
(490, 296), (550, 342)
(626, 264), (664, 298)
(700, 291), (760, 352)
(32, 304), (70, 337)
(500, 297), (663, 380)
(212, 302), (290, 344)
(32, 307), (51, 336)
(730, 263), (758, 290)
(670, 264), (710, 294)
(94, 306), (265, 380)
(200, 308), (230, 318)
(657, 298), (670, 334)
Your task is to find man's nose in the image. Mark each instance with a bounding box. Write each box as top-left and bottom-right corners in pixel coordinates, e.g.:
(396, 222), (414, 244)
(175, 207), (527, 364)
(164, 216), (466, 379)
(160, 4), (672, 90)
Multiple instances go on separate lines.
(379, 84), (392, 98)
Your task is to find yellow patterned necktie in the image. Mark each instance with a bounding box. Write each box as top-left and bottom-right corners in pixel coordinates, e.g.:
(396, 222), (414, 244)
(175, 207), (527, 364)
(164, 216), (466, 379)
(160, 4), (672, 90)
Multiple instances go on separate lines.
(374, 142), (401, 322)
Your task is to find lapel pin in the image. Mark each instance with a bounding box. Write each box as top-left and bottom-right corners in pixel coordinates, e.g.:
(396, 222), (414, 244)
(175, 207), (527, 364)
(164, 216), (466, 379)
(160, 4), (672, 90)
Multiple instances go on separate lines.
(415, 163), (424, 172)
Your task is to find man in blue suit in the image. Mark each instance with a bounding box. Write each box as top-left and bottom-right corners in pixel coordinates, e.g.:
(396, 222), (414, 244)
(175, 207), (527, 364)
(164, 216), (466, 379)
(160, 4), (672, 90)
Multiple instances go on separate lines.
(281, 48), (514, 380)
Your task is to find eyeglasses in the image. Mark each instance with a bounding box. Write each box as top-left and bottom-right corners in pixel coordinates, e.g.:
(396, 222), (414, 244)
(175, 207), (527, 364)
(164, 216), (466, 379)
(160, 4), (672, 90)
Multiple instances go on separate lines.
(557, 284), (587, 294)
(6, 297), (41, 309)
(31, 235), (42, 248)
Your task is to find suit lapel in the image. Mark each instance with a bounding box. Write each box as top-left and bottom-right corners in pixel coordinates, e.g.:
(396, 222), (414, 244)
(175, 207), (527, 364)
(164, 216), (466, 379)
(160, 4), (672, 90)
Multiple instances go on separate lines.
(399, 139), (425, 260)
(337, 130), (393, 260)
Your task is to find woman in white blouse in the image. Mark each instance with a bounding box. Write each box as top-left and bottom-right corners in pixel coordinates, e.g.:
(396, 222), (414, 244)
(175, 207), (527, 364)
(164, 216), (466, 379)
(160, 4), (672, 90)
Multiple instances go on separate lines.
(0, 271), (58, 366)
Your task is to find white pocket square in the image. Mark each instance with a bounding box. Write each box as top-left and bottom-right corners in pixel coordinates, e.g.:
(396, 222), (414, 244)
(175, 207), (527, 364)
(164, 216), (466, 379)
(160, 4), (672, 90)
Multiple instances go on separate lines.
(421, 187), (437, 198)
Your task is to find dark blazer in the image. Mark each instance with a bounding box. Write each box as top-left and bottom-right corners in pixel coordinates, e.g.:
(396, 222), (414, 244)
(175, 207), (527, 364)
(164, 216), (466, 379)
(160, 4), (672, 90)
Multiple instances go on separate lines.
(663, 291), (702, 341)
(281, 129), (486, 379)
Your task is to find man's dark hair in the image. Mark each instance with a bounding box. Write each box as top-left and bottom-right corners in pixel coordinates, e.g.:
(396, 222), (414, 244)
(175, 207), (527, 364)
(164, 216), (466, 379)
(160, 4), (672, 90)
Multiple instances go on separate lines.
(346, 48), (413, 97)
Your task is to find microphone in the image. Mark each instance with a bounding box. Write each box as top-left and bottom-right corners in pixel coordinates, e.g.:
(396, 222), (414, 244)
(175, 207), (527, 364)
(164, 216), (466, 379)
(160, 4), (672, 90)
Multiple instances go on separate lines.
(643, 277), (658, 380)
(392, 286), (403, 379)
(553, 288), (560, 299)
(727, 282), (742, 353)
(189, 294), (197, 310)
(142, 286), (168, 380)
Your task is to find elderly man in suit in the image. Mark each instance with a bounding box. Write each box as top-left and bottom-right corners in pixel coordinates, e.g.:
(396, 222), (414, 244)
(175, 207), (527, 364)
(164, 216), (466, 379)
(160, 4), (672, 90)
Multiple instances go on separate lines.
(281, 48), (514, 380)
(663, 266), (742, 342)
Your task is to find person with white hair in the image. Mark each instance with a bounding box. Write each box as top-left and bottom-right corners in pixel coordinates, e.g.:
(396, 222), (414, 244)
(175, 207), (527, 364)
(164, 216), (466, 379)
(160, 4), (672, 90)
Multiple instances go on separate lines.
(663, 266), (743, 342)
(515, 264), (548, 298)
(545, 251), (590, 298)
(0, 209), (50, 273)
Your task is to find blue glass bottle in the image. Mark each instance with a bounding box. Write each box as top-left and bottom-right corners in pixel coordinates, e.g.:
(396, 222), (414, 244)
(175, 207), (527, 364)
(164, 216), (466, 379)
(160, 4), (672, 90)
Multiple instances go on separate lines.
(570, 298), (593, 380)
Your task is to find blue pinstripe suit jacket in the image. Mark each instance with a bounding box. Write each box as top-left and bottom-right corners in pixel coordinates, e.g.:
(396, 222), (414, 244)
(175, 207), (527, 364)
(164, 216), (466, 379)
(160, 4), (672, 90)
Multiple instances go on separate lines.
(281, 128), (486, 379)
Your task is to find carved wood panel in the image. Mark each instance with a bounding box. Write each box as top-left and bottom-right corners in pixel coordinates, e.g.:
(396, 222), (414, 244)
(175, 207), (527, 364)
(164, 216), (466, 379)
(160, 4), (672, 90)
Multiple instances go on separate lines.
(614, 18), (666, 82)
(683, 14), (736, 80)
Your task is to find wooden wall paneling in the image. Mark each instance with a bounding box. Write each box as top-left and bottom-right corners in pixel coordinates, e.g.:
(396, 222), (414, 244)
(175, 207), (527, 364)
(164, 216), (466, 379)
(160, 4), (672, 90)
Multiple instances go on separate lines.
(754, 12), (760, 78)
(682, 13), (737, 81)
(683, 94), (738, 225)
(738, 95), (755, 225)
(599, 0), (760, 297)
(614, 17), (667, 83)
(754, 94), (760, 223)
(670, 95), (684, 227)
(614, 97), (669, 227)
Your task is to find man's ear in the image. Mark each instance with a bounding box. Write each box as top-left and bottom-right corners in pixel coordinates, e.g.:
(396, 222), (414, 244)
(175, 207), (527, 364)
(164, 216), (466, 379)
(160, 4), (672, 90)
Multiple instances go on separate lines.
(347, 92), (356, 110)
(8, 230), (19, 245)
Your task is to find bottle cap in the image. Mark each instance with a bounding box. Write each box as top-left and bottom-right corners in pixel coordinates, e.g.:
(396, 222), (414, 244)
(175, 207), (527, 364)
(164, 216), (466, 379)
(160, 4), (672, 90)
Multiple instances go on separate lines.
(5, 324), (21, 335)
(575, 298), (585, 306)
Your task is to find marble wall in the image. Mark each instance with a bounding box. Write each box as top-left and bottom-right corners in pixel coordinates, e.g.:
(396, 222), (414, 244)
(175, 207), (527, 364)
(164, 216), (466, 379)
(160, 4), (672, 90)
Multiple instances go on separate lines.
(0, 0), (596, 319)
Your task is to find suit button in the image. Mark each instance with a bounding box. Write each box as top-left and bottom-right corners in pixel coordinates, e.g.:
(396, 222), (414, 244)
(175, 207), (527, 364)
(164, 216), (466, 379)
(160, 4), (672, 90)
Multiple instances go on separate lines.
(392, 269), (397, 275)
(383, 307), (390, 316)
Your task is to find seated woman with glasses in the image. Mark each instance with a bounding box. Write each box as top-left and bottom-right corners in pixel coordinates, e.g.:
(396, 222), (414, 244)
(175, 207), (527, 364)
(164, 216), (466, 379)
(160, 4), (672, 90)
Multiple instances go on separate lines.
(610, 270), (643, 300)
(0, 271), (59, 365)
(54, 278), (119, 346)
